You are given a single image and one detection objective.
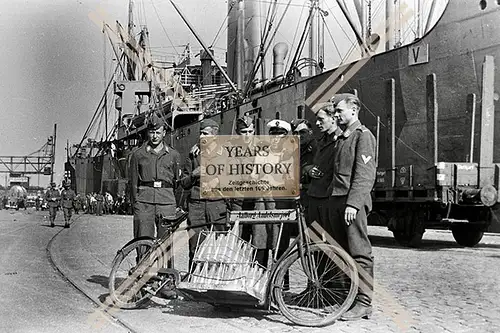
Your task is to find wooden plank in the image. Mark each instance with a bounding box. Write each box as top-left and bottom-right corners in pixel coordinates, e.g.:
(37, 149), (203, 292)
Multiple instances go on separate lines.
(426, 73), (438, 165)
(387, 78), (396, 188)
(466, 93), (476, 163)
(479, 55), (495, 187)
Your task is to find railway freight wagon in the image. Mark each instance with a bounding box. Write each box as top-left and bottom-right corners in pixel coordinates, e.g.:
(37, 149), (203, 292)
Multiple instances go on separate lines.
(172, 0), (500, 247)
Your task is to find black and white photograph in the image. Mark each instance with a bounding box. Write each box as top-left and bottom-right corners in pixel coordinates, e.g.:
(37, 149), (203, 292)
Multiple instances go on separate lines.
(1, 0), (500, 332)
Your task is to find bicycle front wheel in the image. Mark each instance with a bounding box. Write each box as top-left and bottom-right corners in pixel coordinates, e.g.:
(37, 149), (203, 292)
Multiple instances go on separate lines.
(108, 238), (165, 309)
(272, 243), (358, 327)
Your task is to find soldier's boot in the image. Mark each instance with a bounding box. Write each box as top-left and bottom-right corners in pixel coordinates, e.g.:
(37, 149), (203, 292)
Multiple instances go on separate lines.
(50, 219), (54, 227)
(340, 264), (374, 321)
(339, 301), (372, 321)
(64, 220), (70, 228)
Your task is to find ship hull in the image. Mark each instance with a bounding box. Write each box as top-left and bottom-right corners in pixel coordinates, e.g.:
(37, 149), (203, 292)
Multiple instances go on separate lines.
(72, 1), (500, 238)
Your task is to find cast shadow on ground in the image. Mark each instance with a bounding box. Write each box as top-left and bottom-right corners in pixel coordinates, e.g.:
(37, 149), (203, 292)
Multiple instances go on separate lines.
(40, 224), (65, 228)
(159, 297), (274, 322)
(88, 275), (110, 289)
(368, 234), (500, 251)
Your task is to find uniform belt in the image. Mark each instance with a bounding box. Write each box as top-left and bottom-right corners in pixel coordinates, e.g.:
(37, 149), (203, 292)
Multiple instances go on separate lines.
(139, 181), (172, 188)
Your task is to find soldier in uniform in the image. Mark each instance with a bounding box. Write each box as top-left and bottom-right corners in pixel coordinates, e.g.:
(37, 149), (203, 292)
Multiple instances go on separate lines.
(328, 93), (376, 321)
(253, 119), (293, 268)
(35, 195), (41, 211)
(60, 180), (76, 228)
(129, 113), (182, 244)
(95, 191), (104, 216)
(180, 118), (228, 267)
(45, 182), (61, 227)
(291, 119), (317, 222)
(306, 103), (341, 229)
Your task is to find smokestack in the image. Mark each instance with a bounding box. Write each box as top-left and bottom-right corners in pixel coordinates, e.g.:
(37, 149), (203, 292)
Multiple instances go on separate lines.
(200, 49), (213, 86)
(273, 43), (289, 78)
(227, 0), (239, 84)
(244, 0), (262, 83)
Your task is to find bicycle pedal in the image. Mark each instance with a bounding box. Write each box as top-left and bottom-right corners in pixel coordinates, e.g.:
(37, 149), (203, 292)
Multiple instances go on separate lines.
(142, 286), (157, 295)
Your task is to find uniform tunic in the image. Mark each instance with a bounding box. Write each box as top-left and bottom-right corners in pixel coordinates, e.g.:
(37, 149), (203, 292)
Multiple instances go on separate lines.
(45, 188), (61, 223)
(306, 131), (339, 229)
(61, 188), (76, 223)
(129, 143), (182, 239)
(298, 138), (317, 218)
(329, 120), (376, 305)
(180, 144), (227, 258)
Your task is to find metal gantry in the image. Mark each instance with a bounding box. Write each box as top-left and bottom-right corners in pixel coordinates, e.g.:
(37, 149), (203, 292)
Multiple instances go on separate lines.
(0, 124), (56, 182)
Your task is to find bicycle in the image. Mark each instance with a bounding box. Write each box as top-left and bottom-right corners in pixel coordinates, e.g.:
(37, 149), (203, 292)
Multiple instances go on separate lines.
(108, 200), (359, 327)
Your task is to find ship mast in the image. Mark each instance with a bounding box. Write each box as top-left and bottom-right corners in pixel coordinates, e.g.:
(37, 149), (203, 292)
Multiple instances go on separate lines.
(127, 0), (136, 80)
(416, 0), (422, 39)
(308, 0), (318, 76)
(385, 0), (395, 51)
(236, 0), (245, 89)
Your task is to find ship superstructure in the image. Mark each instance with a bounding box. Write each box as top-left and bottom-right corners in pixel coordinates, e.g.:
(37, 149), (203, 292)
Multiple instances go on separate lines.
(68, 0), (500, 246)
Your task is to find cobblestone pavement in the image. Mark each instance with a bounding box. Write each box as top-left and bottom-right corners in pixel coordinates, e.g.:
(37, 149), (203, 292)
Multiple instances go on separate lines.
(49, 212), (500, 333)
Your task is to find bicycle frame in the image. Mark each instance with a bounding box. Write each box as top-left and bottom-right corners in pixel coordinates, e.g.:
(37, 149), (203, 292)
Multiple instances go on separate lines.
(262, 199), (321, 309)
(115, 200), (324, 308)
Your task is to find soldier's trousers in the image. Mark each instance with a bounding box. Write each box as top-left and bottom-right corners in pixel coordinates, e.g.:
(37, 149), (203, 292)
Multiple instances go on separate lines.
(187, 199), (227, 266)
(307, 196), (330, 229)
(329, 196), (374, 306)
(96, 202), (103, 216)
(63, 207), (73, 223)
(48, 206), (58, 223)
(133, 202), (176, 267)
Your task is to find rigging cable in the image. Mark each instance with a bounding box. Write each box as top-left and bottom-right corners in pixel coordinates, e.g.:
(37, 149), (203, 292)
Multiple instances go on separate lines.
(149, 0), (180, 57)
(210, 0), (235, 47)
(338, 0), (384, 65)
(73, 58), (122, 159)
(244, 0), (284, 95)
(284, 0), (306, 73)
(285, 2), (315, 78)
(321, 11), (343, 63)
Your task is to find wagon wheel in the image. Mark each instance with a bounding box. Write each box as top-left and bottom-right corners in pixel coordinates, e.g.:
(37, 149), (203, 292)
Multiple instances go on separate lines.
(388, 209), (425, 248)
(451, 224), (484, 247)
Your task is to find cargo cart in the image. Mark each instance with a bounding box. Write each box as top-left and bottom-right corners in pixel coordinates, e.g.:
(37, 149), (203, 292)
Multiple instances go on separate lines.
(108, 201), (359, 327)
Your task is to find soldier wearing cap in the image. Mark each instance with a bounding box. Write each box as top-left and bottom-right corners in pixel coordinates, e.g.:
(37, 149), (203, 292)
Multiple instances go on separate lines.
(180, 118), (228, 267)
(291, 119), (317, 219)
(45, 182), (61, 227)
(250, 119), (293, 268)
(129, 113), (182, 246)
(328, 93), (376, 321)
(60, 180), (76, 228)
(306, 102), (341, 228)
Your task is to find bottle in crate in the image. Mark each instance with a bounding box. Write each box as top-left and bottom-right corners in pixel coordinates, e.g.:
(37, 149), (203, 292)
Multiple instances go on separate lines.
(254, 270), (269, 296)
(190, 262), (202, 283)
(199, 262), (209, 284)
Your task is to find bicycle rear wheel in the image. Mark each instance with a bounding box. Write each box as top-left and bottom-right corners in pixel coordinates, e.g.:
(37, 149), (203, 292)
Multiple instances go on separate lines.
(272, 243), (358, 327)
(108, 238), (165, 309)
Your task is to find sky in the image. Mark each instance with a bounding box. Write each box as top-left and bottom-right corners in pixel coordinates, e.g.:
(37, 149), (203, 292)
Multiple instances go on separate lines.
(0, 0), (446, 187)
(0, 0), (228, 187)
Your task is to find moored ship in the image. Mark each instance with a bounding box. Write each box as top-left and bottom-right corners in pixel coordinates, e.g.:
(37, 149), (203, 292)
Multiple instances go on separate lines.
(68, 0), (500, 246)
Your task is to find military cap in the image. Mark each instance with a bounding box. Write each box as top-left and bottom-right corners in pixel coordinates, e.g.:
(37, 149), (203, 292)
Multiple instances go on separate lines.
(291, 119), (312, 132)
(200, 118), (219, 130)
(235, 115), (254, 131)
(329, 93), (360, 107)
(266, 119), (291, 133)
(311, 101), (334, 114)
(147, 113), (165, 130)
